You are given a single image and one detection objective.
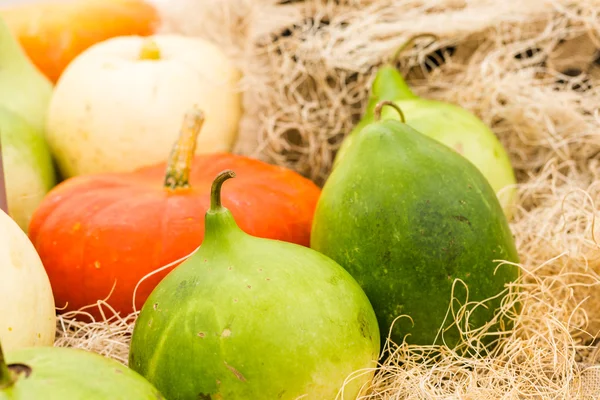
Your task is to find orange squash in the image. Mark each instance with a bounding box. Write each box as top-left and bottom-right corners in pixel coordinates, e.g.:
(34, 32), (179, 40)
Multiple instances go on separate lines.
(28, 108), (322, 320)
(0, 0), (160, 83)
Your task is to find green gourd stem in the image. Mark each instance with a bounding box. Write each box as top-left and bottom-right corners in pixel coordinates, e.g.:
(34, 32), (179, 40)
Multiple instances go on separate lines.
(374, 101), (405, 123)
(200, 169), (242, 248)
(0, 341), (14, 389)
(163, 107), (204, 190)
(390, 32), (440, 65)
(139, 38), (161, 60)
(210, 170), (236, 212)
(372, 33), (439, 102)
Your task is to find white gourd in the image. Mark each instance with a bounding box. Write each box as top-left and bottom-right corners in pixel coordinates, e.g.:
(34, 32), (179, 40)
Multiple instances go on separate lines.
(0, 209), (56, 351)
(46, 34), (242, 178)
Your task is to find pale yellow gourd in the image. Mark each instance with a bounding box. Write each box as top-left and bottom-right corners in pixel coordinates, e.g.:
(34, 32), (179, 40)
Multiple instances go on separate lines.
(0, 209), (56, 351)
(46, 34), (243, 178)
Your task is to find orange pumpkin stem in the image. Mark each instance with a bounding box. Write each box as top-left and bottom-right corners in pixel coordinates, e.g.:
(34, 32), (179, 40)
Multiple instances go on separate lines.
(0, 341), (15, 389)
(163, 107), (205, 190)
(210, 170), (236, 211)
(139, 38), (161, 61)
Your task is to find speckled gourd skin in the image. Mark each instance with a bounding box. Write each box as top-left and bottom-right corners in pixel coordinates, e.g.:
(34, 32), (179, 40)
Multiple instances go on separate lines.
(333, 66), (518, 220)
(129, 200), (380, 400)
(311, 117), (521, 349)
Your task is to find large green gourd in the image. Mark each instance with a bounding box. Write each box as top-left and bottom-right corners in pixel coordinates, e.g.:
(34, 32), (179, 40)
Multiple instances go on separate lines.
(311, 101), (521, 349)
(334, 35), (517, 219)
(129, 170), (380, 400)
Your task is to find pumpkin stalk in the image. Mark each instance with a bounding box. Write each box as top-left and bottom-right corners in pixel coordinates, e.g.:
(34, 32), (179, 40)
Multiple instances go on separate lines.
(139, 38), (161, 61)
(0, 341), (15, 389)
(163, 107), (205, 190)
(374, 101), (406, 123)
(210, 170), (236, 212)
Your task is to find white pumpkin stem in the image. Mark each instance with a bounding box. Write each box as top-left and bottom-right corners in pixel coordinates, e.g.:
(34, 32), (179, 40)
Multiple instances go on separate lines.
(163, 107), (205, 190)
(138, 38), (161, 60)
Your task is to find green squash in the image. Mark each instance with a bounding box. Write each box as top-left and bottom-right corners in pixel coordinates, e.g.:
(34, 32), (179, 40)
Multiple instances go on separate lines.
(0, 341), (165, 399)
(0, 107), (56, 232)
(0, 15), (53, 136)
(334, 61), (517, 219)
(312, 101), (521, 349)
(129, 170), (380, 400)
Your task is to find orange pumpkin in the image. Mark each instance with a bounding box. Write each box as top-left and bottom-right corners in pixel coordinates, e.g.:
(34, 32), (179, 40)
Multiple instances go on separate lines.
(28, 108), (322, 320)
(1, 0), (160, 83)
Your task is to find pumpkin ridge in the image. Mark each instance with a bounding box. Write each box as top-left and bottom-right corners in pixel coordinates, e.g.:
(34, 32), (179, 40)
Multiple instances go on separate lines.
(152, 194), (190, 285)
(35, 192), (121, 310)
(29, 187), (119, 245)
(78, 192), (166, 310)
(32, 184), (152, 238)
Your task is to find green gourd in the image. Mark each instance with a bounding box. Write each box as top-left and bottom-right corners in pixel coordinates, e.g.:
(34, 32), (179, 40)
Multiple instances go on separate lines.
(128, 170), (380, 400)
(335, 34), (518, 219)
(312, 101), (521, 350)
(0, 16), (53, 136)
(0, 340), (165, 399)
(0, 107), (56, 232)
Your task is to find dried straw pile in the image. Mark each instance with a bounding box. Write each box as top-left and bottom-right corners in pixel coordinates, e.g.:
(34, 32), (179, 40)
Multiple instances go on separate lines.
(55, 0), (600, 398)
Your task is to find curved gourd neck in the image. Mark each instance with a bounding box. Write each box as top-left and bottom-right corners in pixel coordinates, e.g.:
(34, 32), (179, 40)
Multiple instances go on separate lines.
(200, 170), (246, 250)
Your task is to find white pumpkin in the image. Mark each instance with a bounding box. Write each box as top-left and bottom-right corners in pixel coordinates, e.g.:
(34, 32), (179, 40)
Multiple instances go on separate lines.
(45, 34), (243, 178)
(0, 208), (56, 351)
